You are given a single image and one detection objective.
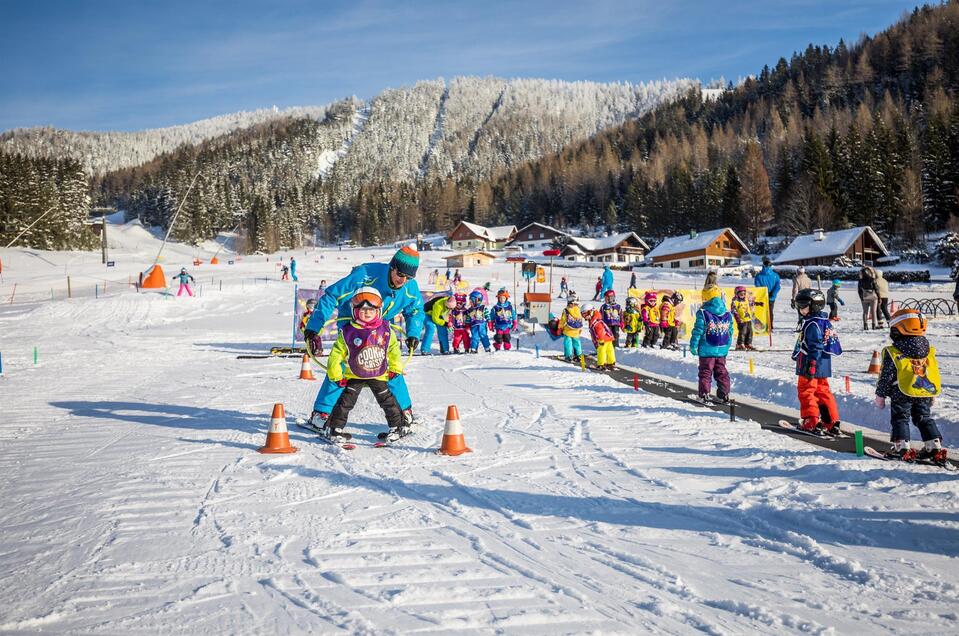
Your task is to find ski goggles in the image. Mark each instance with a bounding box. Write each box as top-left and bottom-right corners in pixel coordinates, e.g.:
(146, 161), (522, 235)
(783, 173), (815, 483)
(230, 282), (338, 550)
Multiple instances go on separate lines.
(353, 299), (381, 310)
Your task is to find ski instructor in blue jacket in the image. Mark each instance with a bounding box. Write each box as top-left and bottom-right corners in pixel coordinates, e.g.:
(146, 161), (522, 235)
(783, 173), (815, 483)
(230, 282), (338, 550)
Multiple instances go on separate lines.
(600, 265), (615, 296)
(303, 245), (425, 431)
(753, 256), (782, 331)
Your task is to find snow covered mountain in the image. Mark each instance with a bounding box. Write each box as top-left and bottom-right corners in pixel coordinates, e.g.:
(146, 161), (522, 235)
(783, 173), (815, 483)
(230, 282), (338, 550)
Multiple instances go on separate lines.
(2, 76), (695, 181)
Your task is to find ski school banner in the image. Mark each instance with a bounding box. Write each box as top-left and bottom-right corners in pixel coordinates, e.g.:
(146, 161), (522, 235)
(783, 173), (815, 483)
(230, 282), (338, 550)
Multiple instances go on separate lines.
(627, 287), (770, 340)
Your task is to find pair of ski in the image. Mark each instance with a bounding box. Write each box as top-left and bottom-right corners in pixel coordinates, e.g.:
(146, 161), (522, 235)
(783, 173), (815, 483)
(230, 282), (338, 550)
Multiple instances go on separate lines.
(294, 418), (404, 450)
(859, 446), (954, 469)
(775, 419), (850, 440)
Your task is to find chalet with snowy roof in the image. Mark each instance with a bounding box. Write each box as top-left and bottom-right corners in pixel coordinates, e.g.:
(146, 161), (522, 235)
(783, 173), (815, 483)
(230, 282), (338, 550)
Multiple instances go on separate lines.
(506, 222), (570, 251)
(448, 221), (517, 251)
(443, 251), (498, 268)
(645, 228), (749, 269)
(560, 232), (650, 264)
(774, 226), (888, 267)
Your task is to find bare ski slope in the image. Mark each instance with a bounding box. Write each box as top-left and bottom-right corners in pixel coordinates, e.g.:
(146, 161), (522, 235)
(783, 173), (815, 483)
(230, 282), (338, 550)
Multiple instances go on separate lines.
(1, 242), (958, 633)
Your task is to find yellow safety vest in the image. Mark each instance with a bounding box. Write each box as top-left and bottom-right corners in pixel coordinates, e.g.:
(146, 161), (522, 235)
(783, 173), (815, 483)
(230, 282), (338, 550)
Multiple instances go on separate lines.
(883, 345), (941, 397)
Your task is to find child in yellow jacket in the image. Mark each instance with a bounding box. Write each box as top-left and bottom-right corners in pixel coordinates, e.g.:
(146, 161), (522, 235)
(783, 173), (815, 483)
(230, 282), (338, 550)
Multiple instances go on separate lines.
(730, 286), (755, 351)
(558, 294), (584, 361)
(623, 296), (642, 348)
(326, 287), (407, 443)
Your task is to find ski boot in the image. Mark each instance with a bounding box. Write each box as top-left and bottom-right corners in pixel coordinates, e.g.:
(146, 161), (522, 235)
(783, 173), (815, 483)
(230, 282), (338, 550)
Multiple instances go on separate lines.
(799, 417), (830, 437)
(820, 421), (844, 437)
(323, 424), (351, 443)
(916, 447), (948, 466)
(714, 393), (730, 405)
(696, 394), (711, 405)
(883, 445), (917, 462)
(403, 408), (424, 428)
(308, 410), (329, 427)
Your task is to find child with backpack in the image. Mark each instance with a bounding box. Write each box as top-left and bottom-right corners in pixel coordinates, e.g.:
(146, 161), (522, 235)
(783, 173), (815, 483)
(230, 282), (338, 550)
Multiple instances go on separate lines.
(558, 293), (584, 362)
(491, 288), (517, 350)
(623, 296), (642, 348)
(793, 288), (843, 435)
(467, 289), (492, 353)
(659, 294), (679, 350)
(325, 287), (407, 443)
(689, 286), (733, 403)
(450, 293), (471, 353)
(641, 291), (660, 348)
(583, 303), (616, 370)
(874, 309), (946, 464)
(600, 290), (623, 347)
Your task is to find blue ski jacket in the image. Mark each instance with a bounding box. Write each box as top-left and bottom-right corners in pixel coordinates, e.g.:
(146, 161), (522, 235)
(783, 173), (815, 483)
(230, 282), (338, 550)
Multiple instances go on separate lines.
(689, 296), (733, 358)
(306, 262), (424, 336)
(753, 266), (781, 302)
(601, 266), (614, 295)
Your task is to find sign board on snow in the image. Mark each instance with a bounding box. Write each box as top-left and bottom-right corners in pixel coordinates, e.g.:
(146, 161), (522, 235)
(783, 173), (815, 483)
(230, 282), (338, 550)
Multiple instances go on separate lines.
(106, 261), (115, 267)
(521, 262), (537, 280)
(228, 260), (235, 265)
(535, 267), (546, 283)
(523, 292), (552, 324)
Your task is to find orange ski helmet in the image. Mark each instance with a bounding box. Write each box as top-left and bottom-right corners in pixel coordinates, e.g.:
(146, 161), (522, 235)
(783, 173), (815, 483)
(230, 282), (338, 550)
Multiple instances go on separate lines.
(889, 308), (926, 336)
(351, 286), (383, 316)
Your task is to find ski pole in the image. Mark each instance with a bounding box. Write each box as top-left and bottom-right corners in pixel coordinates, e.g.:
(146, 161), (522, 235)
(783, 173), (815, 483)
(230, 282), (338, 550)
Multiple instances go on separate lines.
(0, 351), (3, 375)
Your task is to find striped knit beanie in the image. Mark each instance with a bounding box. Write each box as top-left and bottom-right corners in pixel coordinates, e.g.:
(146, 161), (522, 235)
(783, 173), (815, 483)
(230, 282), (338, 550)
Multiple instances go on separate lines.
(390, 245), (420, 278)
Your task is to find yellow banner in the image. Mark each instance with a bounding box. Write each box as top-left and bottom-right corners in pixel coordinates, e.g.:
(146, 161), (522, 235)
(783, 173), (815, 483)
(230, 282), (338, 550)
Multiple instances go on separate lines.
(627, 287), (770, 340)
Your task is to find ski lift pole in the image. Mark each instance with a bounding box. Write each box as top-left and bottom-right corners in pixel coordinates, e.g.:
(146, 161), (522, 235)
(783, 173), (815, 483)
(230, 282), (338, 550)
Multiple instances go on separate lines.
(212, 221), (241, 261)
(292, 284), (298, 351)
(4, 206), (56, 249)
(152, 171), (201, 267)
(543, 249), (560, 320)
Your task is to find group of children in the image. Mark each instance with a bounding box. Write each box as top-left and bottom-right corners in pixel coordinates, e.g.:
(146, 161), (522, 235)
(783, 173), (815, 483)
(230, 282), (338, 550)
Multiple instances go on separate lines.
(422, 287), (516, 355)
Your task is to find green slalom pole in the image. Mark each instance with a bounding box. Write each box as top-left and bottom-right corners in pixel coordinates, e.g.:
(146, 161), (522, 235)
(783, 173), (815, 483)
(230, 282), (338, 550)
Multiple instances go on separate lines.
(33, 346), (38, 365)
(855, 430), (864, 457)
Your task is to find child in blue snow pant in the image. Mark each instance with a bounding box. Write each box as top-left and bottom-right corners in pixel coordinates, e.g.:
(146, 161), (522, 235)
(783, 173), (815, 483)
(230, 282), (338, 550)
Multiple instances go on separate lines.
(470, 320), (491, 351)
(564, 335), (583, 359)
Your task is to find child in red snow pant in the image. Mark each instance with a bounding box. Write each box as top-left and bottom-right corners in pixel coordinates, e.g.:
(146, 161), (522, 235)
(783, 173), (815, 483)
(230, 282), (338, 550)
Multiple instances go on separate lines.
(177, 283), (193, 296)
(452, 329), (471, 352)
(797, 376), (839, 424)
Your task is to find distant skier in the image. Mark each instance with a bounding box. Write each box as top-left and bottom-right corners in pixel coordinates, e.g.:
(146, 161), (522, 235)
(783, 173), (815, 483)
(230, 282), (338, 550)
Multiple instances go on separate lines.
(641, 291), (660, 348)
(290, 257), (298, 282)
(583, 303), (616, 370)
(450, 292), (471, 353)
(490, 288), (517, 351)
(324, 287), (407, 443)
(318, 279), (327, 294)
(593, 277), (602, 301)
(559, 276), (568, 299)
(793, 288), (842, 436)
(689, 286), (733, 404)
(623, 296), (642, 348)
(730, 286), (755, 351)
(658, 294), (678, 350)
(826, 280), (845, 321)
(875, 269), (890, 328)
(173, 267), (195, 297)
(467, 290), (491, 353)
(874, 309), (945, 463)
(629, 271), (637, 290)
(600, 290), (622, 347)
(281, 264), (290, 281)
(558, 293), (584, 362)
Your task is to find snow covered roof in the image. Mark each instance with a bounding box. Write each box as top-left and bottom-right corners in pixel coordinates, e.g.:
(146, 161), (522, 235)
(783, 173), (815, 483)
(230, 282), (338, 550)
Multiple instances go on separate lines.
(646, 228), (748, 259)
(567, 232), (649, 253)
(453, 221), (516, 242)
(487, 225), (517, 241)
(774, 226), (888, 264)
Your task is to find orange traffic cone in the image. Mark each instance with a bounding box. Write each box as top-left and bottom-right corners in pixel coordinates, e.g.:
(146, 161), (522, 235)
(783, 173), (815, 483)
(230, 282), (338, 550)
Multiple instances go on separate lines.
(258, 403), (298, 454)
(298, 354), (316, 381)
(437, 405), (472, 456)
(866, 350), (882, 374)
(210, 256), (219, 265)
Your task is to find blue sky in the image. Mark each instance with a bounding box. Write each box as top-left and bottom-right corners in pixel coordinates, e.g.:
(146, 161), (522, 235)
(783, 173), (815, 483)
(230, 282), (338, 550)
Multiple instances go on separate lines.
(1, 0), (924, 132)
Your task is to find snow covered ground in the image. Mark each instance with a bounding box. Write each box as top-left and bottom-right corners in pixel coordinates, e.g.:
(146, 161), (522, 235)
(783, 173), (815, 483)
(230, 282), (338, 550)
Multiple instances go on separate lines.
(1, 229), (958, 633)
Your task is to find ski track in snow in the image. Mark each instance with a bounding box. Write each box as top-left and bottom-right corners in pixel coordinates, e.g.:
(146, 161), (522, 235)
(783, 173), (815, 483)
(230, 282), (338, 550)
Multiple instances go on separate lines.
(1, 243), (958, 633)
(315, 104), (371, 179)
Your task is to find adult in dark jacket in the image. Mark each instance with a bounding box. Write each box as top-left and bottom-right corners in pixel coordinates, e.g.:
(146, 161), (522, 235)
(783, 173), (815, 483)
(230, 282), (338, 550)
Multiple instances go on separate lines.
(857, 266), (879, 330)
(753, 257), (781, 331)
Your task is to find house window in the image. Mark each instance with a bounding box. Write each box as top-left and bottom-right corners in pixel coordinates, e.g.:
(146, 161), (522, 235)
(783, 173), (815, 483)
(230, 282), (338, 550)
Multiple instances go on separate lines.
(539, 232), (545, 238)
(670, 261), (680, 269)
(723, 240), (730, 249)
(618, 254), (626, 262)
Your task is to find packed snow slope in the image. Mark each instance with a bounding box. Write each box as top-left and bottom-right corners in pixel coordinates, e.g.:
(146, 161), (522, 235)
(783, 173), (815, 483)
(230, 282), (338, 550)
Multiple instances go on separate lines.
(1, 236), (958, 634)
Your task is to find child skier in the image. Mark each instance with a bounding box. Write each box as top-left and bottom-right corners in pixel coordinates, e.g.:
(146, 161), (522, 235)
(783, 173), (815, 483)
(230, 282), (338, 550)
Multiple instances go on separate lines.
(467, 290), (492, 353)
(491, 288), (517, 351)
(827, 280), (845, 321)
(559, 277), (568, 298)
(583, 303), (616, 370)
(558, 293), (584, 361)
(792, 288), (843, 435)
(420, 294), (451, 355)
(172, 268), (195, 297)
(450, 293), (471, 353)
(874, 309), (946, 464)
(641, 291), (660, 347)
(659, 294), (678, 350)
(623, 296), (642, 348)
(601, 290), (623, 347)
(281, 264), (290, 281)
(689, 286), (733, 403)
(730, 286), (755, 351)
(325, 287), (407, 443)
